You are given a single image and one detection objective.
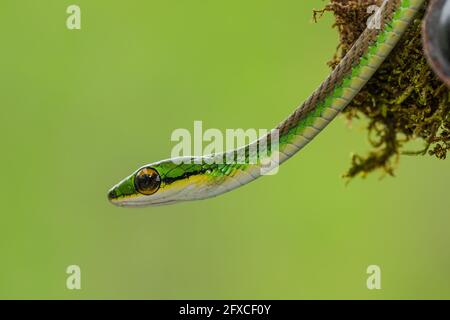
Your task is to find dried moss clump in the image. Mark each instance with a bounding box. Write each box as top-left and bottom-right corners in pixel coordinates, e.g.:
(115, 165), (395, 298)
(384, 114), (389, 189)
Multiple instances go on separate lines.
(314, 0), (450, 178)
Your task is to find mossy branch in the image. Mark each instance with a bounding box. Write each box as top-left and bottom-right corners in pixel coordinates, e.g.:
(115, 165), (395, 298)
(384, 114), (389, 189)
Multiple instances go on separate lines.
(315, 0), (450, 178)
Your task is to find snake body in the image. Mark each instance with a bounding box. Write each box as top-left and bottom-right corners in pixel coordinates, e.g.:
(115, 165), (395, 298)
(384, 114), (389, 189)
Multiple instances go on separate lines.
(109, 0), (426, 207)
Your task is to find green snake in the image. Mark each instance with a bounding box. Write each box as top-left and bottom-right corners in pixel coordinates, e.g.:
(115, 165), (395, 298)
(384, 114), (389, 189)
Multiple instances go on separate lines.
(108, 0), (426, 207)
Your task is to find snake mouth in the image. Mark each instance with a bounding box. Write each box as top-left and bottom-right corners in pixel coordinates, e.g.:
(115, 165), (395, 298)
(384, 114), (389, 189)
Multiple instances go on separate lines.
(423, 0), (450, 86)
(109, 197), (178, 207)
(107, 186), (178, 207)
(107, 187), (136, 205)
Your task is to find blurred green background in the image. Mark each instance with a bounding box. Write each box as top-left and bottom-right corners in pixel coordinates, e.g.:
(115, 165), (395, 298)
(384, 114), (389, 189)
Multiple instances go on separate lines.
(1, 0), (449, 299)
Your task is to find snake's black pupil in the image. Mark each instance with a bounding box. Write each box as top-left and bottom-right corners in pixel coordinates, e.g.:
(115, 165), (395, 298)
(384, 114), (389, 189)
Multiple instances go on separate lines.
(138, 174), (155, 189)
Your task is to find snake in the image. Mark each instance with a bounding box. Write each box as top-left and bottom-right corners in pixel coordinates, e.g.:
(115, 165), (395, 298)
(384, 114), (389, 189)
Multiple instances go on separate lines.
(108, 0), (426, 207)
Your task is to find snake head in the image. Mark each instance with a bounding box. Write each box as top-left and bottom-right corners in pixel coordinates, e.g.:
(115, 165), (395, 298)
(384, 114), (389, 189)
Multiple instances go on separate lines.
(107, 157), (221, 207)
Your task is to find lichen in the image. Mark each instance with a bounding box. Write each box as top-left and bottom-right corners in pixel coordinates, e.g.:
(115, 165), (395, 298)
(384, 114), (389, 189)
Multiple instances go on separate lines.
(314, 0), (450, 178)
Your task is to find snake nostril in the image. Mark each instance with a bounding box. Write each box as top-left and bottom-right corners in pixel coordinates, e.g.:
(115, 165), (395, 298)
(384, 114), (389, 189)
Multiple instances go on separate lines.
(108, 189), (117, 200)
(440, 1), (450, 63)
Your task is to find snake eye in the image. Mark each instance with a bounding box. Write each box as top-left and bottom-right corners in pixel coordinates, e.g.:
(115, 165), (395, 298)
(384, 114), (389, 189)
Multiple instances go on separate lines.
(135, 167), (161, 195)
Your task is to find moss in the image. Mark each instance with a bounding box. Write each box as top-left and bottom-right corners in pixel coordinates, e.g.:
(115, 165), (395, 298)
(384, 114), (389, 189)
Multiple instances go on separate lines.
(314, 0), (450, 178)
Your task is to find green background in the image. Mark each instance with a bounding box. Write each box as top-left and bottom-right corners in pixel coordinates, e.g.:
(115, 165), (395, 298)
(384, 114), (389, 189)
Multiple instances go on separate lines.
(1, 0), (449, 299)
